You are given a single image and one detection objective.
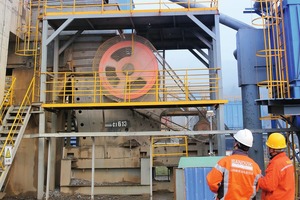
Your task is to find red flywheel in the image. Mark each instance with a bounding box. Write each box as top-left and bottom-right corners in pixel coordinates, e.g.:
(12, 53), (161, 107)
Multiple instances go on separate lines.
(99, 41), (158, 100)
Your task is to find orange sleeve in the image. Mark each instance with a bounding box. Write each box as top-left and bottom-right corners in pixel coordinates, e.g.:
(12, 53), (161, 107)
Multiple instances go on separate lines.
(258, 161), (279, 192)
(206, 162), (225, 193)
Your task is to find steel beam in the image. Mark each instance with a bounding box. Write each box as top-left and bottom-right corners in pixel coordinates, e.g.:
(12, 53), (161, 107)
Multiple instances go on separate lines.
(187, 14), (215, 39)
(188, 49), (209, 68)
(42, 100), (228, 109)
(59, 30), (84, 55)
(22, 128), (296, 138)
(213, 15), (226, 156)
(192, 30), (212, 49)
(46, 17), (74, 45)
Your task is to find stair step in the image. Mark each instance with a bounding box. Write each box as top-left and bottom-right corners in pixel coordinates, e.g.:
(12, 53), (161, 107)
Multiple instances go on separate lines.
(0, 136), (17, 141)
(0, 130), (19, 134)
(1, 128), (21, 133)
(2, 123), (22, 127)
(12, 105), (30, 109)
(31, 110), (43, 114)
(9, 111), (28, 115)
(6, 116), (25, 121)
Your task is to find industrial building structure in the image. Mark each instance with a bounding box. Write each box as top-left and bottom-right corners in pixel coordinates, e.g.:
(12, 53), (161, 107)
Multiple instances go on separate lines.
(0, 0), (299, 199)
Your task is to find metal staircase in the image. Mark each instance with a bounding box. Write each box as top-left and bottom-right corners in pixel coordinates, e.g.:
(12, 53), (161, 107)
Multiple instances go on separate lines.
(0, 105), (32, 190)
(0, 77), (36, 193)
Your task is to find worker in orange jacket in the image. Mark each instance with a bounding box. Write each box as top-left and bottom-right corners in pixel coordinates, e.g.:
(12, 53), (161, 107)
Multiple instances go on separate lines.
(206, 129), (261, 200)
(258, 132), (295, 200)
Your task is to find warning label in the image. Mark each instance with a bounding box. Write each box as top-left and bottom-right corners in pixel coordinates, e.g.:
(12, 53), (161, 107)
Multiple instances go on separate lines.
(5, 148), (11, 158)
(4, 146), (12, 165)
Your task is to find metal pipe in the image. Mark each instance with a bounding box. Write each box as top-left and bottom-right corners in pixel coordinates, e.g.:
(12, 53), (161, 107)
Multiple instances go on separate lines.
(169, 0), (254, 30)
(45, 139), (51, 200)
(206, 110), (215, 155)
(150, 136), (153, 200)
(91, 137), (95, 200)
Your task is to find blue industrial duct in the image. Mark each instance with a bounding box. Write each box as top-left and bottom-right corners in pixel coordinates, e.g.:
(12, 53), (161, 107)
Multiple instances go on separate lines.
(283, 0), (300, 132)
(283, 0), (300, 98)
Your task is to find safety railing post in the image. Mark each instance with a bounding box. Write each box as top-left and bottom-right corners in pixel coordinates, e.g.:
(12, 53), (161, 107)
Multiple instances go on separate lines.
(99, 73), (102, 103)
(63, 73), (67, 104)
(125, 71), (129, 102)
(184, 70), (189, 100)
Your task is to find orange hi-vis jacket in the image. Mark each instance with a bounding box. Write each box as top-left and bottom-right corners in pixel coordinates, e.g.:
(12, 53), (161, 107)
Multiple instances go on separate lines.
(259, 152), (295, 200)
(206, 150), (261, 200)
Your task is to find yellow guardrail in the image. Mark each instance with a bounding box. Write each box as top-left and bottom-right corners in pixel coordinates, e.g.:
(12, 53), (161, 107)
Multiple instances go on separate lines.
(16, 0), (40, 56)
(0, 77), (35, 170)
(0, 77), (16, 126)
(42, 68), (221, 104)
(152, 136), (188, 158)
(42, 0), (218, 16)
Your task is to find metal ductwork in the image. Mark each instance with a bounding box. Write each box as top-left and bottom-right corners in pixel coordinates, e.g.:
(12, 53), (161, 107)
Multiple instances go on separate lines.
(169, 0), (254, 30)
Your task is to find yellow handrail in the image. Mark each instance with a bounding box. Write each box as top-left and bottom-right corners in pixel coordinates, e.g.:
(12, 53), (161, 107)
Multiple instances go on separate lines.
(0, 77), (16, 126)
(42, 0), (218, 16)
(42, 68), (221, 104)
(152, 136), (188, 158)
(0, 77), (35, 170)
(15, 0), (41, 57)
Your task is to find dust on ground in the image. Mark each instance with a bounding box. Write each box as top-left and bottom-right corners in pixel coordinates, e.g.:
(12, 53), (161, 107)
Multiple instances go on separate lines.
(2, 190), (173, 200)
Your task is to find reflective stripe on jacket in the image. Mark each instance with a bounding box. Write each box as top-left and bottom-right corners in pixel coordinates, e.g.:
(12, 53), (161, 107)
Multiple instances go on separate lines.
(259, 152), (295, 200)
(206, 150), (261, 200)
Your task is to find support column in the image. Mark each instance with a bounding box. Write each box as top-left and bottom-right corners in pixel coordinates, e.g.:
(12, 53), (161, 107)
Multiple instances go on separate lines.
(49, 37), (59, 190)
(0, 0), (12, 100)
(213, 15), (226, 155)
(37, 19), (49, 200)
(242, 85), (264, 171)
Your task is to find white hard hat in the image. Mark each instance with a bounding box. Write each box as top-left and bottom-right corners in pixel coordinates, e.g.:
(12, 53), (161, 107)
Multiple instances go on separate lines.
(233, 129), (253, 147)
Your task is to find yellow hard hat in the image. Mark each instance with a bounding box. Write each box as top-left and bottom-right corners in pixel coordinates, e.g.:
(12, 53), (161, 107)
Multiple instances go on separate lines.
(266, 132), (287, 149)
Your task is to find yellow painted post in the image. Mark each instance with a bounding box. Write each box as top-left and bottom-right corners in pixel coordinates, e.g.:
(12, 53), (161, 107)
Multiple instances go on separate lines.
(156, 71), (159, 102)
(10, 77), (15, 105)
(215, 73), (219, 99)
(63, 73), (67, 104)
(93, 72), (97, 103)
(43, 0), (46, 17)
(99, 73), (102, 103)
(185, 70), (188, 101)
(71, 75), (75, 104)
(184, 136), (188, 157)
(125, 71), (129, 102)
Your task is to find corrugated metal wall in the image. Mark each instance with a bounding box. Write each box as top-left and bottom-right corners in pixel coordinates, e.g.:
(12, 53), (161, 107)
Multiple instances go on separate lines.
(224, 100), (243, 130)
(176, 157), (222, 200)
(224, 100), (270, 130)
(176, 167), (215, 200)
(184, 167), (214, 200)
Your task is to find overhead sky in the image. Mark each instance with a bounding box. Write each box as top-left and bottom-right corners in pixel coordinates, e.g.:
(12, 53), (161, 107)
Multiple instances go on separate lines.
(165, 0), (256, 98)
(134, 0), (257, 98)
(218, 0), (255, 97)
